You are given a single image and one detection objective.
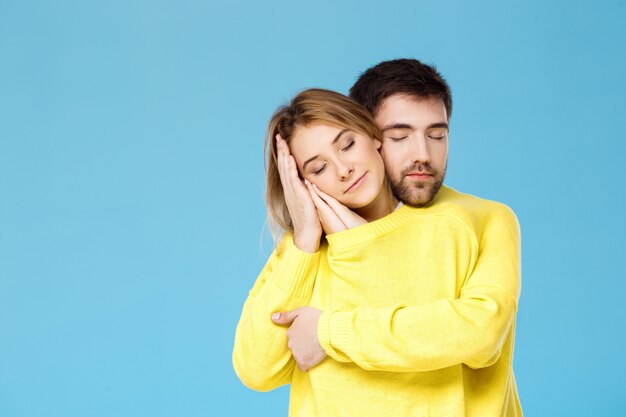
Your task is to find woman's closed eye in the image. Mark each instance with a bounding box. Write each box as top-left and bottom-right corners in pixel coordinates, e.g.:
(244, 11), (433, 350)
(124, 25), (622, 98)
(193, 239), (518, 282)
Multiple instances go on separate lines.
(313, 163), (327, 175)
(341, 139), (355, 151)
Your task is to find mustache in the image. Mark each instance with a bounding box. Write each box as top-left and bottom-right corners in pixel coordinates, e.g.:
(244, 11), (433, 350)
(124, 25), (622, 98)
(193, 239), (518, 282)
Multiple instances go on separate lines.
(400, 163), (437, 177)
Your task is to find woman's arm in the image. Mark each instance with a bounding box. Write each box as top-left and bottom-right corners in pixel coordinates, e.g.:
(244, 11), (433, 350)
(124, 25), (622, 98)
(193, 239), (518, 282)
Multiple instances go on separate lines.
(233, 134), (324, 391)
(232, 233), (320, 391)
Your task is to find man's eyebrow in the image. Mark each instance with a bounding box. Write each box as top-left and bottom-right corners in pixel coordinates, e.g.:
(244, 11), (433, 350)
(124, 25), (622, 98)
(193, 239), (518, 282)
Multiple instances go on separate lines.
(381, 123), (413, 132)
(302, 129), (350, 171)
(381, 122), (449, 132)
(428, 122), (449, 130)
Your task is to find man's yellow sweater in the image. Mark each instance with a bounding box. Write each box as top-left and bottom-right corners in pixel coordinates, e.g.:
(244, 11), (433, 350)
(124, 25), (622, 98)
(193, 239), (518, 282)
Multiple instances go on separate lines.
(233, 186), (522, 416)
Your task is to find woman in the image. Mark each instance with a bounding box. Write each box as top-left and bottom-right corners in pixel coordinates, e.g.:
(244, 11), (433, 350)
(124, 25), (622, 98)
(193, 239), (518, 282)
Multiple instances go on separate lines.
(233, 87), (396, 363)
(233, 89), (425, 415)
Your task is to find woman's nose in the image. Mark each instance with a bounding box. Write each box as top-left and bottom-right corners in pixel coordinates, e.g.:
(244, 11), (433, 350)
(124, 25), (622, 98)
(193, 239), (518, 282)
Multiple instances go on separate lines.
(338, 163), (354, 181)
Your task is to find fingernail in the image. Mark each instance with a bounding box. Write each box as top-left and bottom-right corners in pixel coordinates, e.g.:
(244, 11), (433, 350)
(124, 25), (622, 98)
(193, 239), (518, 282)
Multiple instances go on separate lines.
(272, 313), (280, 320)
(304, 179), (309, 185)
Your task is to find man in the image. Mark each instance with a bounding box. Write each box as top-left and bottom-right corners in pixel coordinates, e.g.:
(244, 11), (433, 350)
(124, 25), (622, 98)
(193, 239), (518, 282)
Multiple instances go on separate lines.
(271, 59), (523, 416)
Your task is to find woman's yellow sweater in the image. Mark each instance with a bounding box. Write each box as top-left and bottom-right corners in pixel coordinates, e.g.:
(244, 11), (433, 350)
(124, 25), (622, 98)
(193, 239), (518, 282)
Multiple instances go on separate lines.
(233, 186), (522, 416)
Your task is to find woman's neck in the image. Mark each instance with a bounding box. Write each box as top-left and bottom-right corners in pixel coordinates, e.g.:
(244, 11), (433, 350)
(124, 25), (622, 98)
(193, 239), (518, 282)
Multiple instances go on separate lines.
(355, 186), (398, 222)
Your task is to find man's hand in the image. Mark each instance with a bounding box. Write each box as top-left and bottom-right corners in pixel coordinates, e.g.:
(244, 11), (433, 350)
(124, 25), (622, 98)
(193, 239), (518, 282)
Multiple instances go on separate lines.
(272, 307), (327, 371)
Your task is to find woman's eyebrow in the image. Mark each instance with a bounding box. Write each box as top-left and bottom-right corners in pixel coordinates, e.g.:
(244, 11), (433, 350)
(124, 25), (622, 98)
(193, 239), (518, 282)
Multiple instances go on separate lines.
(331, 129), (350, 144)
(302, 155), (319, 171)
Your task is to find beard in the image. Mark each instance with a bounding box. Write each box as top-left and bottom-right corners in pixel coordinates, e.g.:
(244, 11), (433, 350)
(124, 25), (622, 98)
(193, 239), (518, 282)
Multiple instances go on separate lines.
(387, 161), (446, 207)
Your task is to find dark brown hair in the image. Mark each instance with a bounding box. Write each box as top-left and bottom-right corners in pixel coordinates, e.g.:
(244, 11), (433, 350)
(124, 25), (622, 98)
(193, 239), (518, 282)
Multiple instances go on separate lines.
(349, 58), (452, 119)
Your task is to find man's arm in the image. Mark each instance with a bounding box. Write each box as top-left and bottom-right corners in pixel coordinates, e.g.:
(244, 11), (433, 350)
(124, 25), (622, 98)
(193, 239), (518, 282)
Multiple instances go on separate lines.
(316, 204), (521, 372)
(232, 233), (319, 390)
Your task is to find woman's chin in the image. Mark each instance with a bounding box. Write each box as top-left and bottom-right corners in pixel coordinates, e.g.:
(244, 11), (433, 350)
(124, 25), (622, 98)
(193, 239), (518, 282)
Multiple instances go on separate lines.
(338, 197), (375, 210)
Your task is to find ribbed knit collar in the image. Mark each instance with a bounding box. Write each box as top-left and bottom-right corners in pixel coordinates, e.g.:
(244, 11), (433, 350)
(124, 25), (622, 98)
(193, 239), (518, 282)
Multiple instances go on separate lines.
(325, 185), (455, 252)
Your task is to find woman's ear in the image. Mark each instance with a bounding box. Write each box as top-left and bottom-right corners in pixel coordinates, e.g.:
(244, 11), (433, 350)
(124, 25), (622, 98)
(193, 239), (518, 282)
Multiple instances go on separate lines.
(374, 139), (382, 149)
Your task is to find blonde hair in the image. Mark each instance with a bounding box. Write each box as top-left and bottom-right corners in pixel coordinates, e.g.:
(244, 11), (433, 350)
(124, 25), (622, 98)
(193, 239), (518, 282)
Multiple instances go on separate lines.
(264, 88), (385, 234)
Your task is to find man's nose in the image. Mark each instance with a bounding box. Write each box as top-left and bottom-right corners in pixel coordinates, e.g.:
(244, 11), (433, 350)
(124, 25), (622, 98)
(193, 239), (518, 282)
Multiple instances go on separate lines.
(410, 136), (431, 164)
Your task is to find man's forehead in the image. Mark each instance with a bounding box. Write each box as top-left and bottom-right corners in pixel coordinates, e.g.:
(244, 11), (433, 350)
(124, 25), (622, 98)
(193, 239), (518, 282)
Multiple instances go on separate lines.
(375, 94), (448, 127)
(377, 93), (445, 113)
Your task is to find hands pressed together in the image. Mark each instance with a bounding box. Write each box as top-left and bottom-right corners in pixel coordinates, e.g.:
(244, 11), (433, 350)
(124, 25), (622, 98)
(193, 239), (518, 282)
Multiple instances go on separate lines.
(274, 134), (364, 370)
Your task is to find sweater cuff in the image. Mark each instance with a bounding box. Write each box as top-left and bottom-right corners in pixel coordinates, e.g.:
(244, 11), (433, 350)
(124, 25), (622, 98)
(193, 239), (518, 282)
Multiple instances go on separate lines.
(318, 311), (352, 363)
(271, 238), (320, 299)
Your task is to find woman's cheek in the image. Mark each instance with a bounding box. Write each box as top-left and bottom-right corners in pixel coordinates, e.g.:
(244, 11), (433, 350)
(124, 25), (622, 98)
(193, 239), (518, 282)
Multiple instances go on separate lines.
(317, 181), (331, 195)
(318, 181), (340, 200)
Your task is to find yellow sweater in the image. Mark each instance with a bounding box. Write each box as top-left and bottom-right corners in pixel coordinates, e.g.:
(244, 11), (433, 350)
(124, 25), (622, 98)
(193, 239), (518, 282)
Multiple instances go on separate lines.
(233, 186), (522, 417)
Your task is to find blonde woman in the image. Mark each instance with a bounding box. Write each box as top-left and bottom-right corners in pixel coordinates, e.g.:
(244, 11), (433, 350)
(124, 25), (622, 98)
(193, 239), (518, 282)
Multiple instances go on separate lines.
(233, 88), (398, 399)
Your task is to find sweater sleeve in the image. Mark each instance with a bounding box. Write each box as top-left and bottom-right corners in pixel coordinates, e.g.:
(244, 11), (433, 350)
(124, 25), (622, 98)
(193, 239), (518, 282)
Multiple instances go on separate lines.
(317, 205), (521, 372)
(232, 233), (320, 391)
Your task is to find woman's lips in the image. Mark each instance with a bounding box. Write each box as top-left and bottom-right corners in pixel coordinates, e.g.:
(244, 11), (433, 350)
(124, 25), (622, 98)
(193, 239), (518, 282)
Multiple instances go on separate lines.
(345, 172), (368, 193)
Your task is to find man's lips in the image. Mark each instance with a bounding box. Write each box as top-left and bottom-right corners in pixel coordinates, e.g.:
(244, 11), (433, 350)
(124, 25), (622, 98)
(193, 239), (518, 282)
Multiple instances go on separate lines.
(344, 173), (367, 193)
(405, 171), (433, 179)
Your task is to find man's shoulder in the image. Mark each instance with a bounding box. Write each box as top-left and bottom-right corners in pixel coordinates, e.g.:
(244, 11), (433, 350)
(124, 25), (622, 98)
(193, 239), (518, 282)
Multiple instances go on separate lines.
(438, 185), (508, 206)
(435, 185), (518, 227)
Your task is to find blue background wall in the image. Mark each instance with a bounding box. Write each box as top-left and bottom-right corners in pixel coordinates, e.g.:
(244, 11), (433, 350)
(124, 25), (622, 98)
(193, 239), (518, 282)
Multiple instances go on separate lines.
(1, 0), (625, 415)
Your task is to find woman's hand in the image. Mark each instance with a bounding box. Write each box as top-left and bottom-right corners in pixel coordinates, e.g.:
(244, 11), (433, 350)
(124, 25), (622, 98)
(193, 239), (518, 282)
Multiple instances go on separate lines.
(276, 135), (322, 253)
(305, 180), (347, 234)
(306, 181), (367, 234)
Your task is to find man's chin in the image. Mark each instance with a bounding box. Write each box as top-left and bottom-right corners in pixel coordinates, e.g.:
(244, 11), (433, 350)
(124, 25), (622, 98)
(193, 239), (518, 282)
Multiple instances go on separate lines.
(392, 180), (442, 207)
(404, 191), (435, 207)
